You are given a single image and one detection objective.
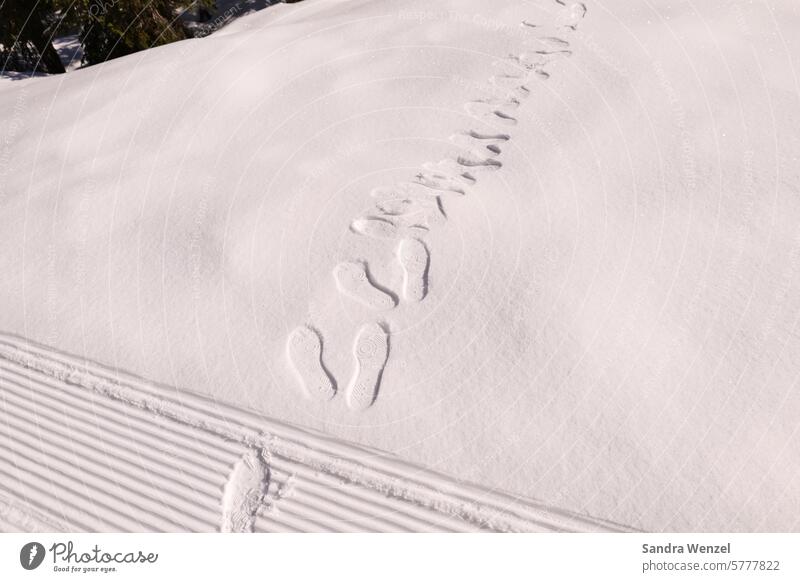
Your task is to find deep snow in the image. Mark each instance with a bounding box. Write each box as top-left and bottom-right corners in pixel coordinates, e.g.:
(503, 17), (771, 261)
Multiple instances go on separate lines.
(0, 0), (799, 531)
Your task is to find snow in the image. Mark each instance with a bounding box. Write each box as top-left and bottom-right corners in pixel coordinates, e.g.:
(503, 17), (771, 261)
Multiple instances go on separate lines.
(0, 0), (799, 532)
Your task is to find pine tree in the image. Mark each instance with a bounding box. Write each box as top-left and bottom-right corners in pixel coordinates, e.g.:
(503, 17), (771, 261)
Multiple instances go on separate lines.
(74, 0), (190, 66)
(0, 0), (66, 74)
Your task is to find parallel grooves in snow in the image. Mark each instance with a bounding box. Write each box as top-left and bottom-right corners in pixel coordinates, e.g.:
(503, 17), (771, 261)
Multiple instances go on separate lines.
(0, 334), (630, 533)
(262, 466), (417, 533)
(265, 466), (419, 532)
(0, 339), (245, 533)
(266, 459), (479, 533)
(0, 463), (118, 532)
(0, 447), (163, 532)
(0, 488), (72, 532)
(0, 406), (220, 532)
(0, 359), (240, 468)
(258, 505), (338, 533)
(0, 392), (221, 517)
(268, 499), (352, 533)
(0, 372), (227, 499)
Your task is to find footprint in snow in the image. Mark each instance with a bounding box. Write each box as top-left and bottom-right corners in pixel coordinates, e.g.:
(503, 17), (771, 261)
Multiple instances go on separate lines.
(425, 158), (501, 181)
(371, 182), (456, 200)
(450, 130), (510, 156)
(333, 261), (396, 310)
(414, 168), (472, 195)
(376, 197), (436, 216)
(488, 74), (531, 99)
(397, 238), (430, 303)
(503, 54), (551, 80)
(376, 197), (446, 228)
(350, 216), (428, 239)
(464, 99), (519, 127)
(527, 47), (573, 59)
(559, 2), (587, 29)
(346, 322), (390, 411)
(527, 2), (585, 31)
(286, 326), (336, 400)
(220, 449), (269, 533)
(455, 152), (503, 170)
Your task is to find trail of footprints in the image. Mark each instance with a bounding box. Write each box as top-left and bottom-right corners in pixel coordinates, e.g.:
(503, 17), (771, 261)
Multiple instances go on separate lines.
(287, 1), (586, 410)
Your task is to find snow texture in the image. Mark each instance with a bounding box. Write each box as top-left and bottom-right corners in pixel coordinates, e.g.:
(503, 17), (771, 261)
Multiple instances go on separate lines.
(0, 0), (799, 531)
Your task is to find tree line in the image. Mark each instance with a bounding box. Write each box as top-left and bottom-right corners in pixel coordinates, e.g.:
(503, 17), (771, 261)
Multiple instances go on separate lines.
(0, 0), (213, 74)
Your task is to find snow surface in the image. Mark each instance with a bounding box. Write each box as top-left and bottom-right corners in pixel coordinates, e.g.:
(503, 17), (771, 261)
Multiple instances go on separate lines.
(1, 0), (799, 532)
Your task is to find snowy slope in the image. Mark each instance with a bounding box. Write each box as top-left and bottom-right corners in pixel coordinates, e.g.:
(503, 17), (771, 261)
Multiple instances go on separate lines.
(1, 0), (799, 532)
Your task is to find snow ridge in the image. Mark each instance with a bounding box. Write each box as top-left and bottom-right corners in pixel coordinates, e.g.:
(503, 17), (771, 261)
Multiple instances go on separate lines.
(0, 332), (630, 532)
